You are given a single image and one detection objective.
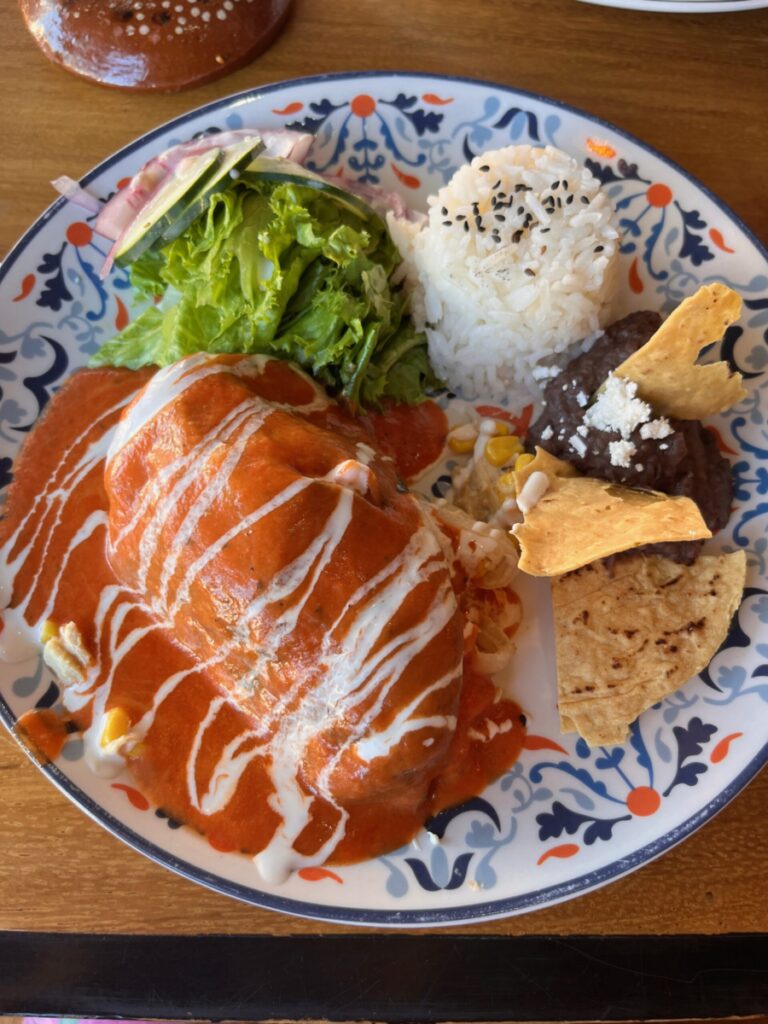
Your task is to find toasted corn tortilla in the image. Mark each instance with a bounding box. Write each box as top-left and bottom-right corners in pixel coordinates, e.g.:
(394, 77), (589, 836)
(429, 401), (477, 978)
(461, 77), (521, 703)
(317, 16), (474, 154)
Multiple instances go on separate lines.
(511, 449), (710, 577)
(614, 283), (745, 419)
(552, 550), (747, 747)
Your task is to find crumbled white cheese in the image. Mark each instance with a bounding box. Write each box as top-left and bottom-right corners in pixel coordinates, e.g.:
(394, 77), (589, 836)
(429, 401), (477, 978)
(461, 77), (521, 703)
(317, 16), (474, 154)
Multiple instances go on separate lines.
(569, 434), (587, 458)
(608, 440), (637, 468)
(540, 424), (554, 441)
(659, 443), (669, 451)
(640, 418), (673, 440)
(576, 424), (589, 438)
(584, 374), (652, 440)
(576, 391), (589, 408)
(635, 463), (644, 472)
(532, 363), (561, 381)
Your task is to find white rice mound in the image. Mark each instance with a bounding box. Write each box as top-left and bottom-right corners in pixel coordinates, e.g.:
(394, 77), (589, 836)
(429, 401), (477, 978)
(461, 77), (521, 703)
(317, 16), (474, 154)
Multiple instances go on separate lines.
(388, 145), (620, 404)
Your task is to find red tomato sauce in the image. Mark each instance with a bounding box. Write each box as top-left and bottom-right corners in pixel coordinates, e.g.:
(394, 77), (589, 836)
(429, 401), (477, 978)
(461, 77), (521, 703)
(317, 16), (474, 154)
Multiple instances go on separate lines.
(0, 359), (523, 871)
(360, 398), (449, 481)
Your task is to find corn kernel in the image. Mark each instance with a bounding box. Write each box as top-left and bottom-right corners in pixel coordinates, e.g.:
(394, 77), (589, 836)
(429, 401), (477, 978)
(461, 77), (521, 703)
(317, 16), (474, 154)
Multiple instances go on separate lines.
(100, 707), (131, 748)
(40, 619), (59, 644)
(494, 420), (510, 436)
(514, 452), (536, 472)
(448, 435), (477, 454)
(485, 435), (523, 467)
(496, 471), (517, 497)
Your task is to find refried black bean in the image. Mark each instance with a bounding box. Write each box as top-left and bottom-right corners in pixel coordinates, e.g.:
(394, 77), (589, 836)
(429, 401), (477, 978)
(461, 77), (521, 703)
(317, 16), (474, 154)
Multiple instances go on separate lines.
(527, 311), (733, 565)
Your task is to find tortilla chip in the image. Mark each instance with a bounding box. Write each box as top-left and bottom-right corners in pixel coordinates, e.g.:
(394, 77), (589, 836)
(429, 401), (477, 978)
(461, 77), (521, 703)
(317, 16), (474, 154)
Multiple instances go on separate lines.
(511, 449), (710, 576)
(514, 447), (578, 490)
(552, 550), (746, 746)
(614, 283), (745, 419)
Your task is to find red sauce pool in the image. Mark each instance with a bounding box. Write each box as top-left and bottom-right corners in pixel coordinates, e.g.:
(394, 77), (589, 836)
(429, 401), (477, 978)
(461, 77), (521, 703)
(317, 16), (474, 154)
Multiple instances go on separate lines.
(1, 359), (524, 870)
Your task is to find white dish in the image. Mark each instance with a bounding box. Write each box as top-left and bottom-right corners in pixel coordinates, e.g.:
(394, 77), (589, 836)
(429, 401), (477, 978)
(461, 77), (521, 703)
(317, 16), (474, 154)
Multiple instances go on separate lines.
(1, 72), (767, 926)
(577, 0), (768, 13)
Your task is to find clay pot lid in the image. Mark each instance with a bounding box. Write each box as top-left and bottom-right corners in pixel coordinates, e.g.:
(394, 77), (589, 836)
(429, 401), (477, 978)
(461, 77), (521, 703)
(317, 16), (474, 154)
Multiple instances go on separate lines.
(18, 0), (293, 92)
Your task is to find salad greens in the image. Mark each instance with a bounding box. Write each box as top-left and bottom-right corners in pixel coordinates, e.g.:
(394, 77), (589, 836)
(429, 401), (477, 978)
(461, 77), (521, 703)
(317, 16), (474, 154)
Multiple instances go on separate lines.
(91, 177), (439, 408)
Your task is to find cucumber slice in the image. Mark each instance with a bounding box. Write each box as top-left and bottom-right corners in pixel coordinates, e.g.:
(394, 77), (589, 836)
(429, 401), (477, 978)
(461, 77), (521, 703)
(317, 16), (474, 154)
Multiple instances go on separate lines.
(240, 156), (376, 221)
(159, 137), (265, 245)
(114, 149), (222, 266)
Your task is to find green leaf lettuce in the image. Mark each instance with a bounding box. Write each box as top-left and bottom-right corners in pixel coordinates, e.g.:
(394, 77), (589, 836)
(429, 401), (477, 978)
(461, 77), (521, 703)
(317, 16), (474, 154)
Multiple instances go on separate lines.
(92, 178), (439, 408)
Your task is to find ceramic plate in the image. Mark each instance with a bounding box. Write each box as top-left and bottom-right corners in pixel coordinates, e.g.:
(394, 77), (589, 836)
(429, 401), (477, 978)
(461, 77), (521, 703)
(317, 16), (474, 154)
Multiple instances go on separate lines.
(2, 72), (767, 926)
(576, 1), (768, 13)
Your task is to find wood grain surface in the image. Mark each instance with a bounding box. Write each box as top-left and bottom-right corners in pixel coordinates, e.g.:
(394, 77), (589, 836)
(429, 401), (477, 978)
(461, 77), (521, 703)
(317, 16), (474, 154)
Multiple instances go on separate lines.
(1, 0), (767, 938)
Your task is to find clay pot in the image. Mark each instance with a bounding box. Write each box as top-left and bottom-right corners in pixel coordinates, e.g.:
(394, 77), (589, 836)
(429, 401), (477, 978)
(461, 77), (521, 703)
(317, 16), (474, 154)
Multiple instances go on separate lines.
(18, 0), (293, 92)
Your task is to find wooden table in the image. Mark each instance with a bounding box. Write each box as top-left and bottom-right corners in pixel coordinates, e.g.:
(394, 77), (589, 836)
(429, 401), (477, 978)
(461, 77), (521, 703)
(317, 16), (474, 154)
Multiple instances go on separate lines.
(1, 0), (767, 1018)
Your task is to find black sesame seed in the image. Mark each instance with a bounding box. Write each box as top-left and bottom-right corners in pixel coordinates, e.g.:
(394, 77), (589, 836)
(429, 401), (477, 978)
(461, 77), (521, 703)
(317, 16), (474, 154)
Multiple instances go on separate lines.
(479, 164), (490, 172)
(551, 180), (560, 190)
(472, 201), (480, 213)
(525, 268), (536, 276)
(563, 180), (569, 190)
(556, 196), (562, 208)
(517, 206), (525, 216)
(594, 244), (604, 252)
(441, 206), (448, 216)
(514, 183), (527, 193)
(566, 194), (574, 205)
(496, 191), (507, 200)
(581, 195), (590, 204)
(512, 229), (524, 243)
(456, 213), (466, 221)
(492, 179), (502, 189)
(442, 220), (452, 226)
(541, 227), (550, 233)
(463, 221), (470, 232)
(494, 213), (506, 222)
(474, 214), (483, 229)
